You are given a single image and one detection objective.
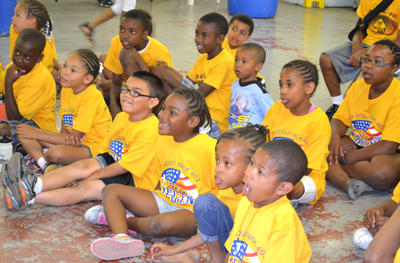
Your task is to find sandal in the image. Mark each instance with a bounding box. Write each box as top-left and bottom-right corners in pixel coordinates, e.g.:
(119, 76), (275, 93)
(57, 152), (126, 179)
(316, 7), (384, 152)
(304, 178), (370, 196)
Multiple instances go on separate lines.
(79, 22), (95, 45)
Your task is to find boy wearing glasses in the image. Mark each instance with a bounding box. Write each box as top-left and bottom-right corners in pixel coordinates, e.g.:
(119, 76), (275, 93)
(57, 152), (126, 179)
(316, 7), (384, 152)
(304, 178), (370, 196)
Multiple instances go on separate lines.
(320, 0), (400, 120)
(326, 40), (400, 202)
(5, 71), (163, 209)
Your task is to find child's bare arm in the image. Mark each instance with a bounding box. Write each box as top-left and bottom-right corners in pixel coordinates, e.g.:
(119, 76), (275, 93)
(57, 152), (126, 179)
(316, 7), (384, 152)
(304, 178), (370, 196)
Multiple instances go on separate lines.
(363, 205), (400, 263)
(348, 26), (367, 67)
(198, 83), (216, 98)
(109, 73), (123, 119)
(4, 64), (24, 120)
(364, 199), (398, 229)
(16, 123), (84, 146)
(151, 234), (204, 260)
(344, 140), (399, 164)
(151, 62), (187, 93)
(328, 119), (348, 165)
(86, 161), (128, 180)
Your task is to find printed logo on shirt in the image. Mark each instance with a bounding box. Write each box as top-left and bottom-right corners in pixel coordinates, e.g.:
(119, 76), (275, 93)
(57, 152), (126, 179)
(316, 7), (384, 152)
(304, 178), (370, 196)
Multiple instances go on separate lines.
(229, 241), (261, 263)
(368, 14), (398, 36)
(108, 140), (128, 161)
(160, 168), (198, 205)
(350, 120), (382, 147)
(229, 92), (254, 128)
(63, 114), (74, 132)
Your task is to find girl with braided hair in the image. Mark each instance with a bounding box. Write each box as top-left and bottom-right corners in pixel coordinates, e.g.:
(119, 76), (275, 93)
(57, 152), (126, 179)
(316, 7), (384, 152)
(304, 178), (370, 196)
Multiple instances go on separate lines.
(10, 0), (62, 87)
(85, 88), (217, 261)
(327, 39), (400, 201)
(16, 49), (111, 172)
(262, 59), (331, 207)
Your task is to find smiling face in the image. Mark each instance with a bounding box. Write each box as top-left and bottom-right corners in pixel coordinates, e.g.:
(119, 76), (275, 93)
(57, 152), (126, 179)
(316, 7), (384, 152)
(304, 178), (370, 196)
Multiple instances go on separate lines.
(214, 139), (249, 194)
(158, 93), (199, 142)
(234, 48), (262, 82)
(243, 148), (283, 208)
(60, 53), (93, 93)
(119, 17), (148, 50)
(362, 45), (397, 87)
(195, 21), (223, 57)
(12, 40), (43, 75)
(120, 77), (154, 116)
(12, 4), (35, 33)
(227, 20), (251, 49)
(278, 67), (314, 116)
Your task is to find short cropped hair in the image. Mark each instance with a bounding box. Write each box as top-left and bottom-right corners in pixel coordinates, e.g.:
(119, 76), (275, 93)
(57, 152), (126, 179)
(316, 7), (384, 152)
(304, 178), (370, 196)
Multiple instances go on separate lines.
(17, 28), (46, 54)
(131, 71), (164, 101)
(229, 14), (254, 36)
(260, 140), (307, 185)
(238, 43), (266, 64)
(199, 12), (228, 37)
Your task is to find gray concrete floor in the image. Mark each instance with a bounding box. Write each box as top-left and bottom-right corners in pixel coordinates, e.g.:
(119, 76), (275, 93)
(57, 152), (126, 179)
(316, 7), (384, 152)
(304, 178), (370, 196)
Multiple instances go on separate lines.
(0, 0), (391, 262)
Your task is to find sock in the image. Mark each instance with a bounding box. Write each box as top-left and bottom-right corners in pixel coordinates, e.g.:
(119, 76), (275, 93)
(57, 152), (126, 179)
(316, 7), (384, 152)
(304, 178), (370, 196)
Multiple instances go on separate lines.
(27, 198), (35, 205)
(347, 179), (375, 200)
(331, 95), (344, 105)
(38, 157), (48, 169)
(115, 234), (130, 239)
(34, 177), (43, 194)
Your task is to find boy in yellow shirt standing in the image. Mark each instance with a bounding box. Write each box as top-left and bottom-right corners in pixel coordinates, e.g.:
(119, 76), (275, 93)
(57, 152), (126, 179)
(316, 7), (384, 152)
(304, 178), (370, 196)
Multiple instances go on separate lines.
(0, 28), (57, 148)
(3, 71), (163, 210)
(225, 140), (311, 263)
(152, 13), (237, 139)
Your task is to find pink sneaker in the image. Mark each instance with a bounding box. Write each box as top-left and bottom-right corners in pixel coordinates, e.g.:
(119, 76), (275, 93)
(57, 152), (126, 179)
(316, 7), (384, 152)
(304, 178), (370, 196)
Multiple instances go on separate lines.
(84, 205), (136, 234)
(90, 234), (144, 260)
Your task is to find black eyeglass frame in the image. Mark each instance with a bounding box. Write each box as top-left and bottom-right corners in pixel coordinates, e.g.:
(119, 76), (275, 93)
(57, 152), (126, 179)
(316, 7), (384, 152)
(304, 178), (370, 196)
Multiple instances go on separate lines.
(120, 87), (155, 98)
(359, 57), (394, 67)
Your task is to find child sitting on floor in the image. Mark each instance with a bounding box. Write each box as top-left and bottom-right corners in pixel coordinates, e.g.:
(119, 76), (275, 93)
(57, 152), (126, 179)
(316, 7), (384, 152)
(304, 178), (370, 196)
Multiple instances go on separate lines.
(221, 14), (254, 57)
(104, 9), (174, 118)
(150, 124), (269, 262)
(262, 60), (330, 207)
(16, 49), (111, 173)
(3, 71), (163, 210)
(0, 28), (57, 149)
(10, 0), (62, 87)
(152, 12), (237, 139)
(229, 43), (273, 129)
(327, 40), (400, 200)
(225, 140), (311, 263)
(86, 88), (217, 261)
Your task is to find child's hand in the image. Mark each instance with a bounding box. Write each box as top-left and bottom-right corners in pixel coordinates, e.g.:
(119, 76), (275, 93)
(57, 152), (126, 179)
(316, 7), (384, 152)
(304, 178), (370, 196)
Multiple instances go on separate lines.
(150, 243), (177, 259)
(156, 60), (168, 67)
(328, 133), (344, 165)
(364, 207), (384, 229)
(65, 136), (82, 147)
(16, 124), (37, 139)
(151, 62), (168, 80)
(5, 64), (25, 84)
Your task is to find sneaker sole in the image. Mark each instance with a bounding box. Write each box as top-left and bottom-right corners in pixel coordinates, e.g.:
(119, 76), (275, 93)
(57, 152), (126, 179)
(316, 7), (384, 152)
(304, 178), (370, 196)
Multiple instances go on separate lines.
(90, 238), (144, 260)
(8, 153), (26, 206)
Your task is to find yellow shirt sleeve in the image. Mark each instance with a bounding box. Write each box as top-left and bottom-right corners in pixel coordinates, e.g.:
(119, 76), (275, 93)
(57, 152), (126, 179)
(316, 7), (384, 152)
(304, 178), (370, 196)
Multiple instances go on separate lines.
(392, 182), (400, 204)
(104, 35), (124, 75)
(395, 248), (400, 263)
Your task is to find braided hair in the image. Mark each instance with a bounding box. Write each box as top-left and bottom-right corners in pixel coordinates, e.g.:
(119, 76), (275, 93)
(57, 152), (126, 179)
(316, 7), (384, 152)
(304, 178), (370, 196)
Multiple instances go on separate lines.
(20, 0), (52, 42)
(217, 123), (270, 162)
(373, 40), (400, 66)
(72, 49), (100, 82)
(170, 89), (212, 133)
(282, 60), (319, 96)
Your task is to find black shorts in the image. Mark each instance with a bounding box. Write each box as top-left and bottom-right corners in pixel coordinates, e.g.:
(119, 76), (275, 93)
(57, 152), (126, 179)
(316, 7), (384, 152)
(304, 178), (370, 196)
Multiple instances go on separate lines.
(95, 152), (135, 187)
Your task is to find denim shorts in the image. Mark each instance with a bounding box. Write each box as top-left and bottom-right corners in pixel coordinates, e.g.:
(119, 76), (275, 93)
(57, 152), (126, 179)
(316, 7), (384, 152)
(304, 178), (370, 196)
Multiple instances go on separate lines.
(151, 191), (193, 214)
(1, 118), (39, 147)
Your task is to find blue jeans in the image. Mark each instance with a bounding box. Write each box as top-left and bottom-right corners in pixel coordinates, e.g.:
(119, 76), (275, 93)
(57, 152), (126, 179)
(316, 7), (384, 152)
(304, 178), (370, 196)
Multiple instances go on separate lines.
(193, 193), (233, 254)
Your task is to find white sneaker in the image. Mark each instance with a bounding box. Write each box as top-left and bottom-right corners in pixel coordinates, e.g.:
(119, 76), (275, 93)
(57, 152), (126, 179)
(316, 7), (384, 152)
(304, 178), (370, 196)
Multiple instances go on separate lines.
(352, 227), (373, 249)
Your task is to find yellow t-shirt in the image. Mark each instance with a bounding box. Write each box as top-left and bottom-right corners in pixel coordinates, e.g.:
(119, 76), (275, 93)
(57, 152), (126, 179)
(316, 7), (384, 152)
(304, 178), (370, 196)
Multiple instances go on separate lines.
(0, 62), (57, 132)
(395, 248), (400, 263)
(104, 35), (174, 75)
(262, 102), (330, 205)
(58, 84), (112, 157)
(357, 0), (400, 46)
(98, 112), (159, 190)
(334, 78), (400, 149)
(391, 182), (400, 203)
(153, 134), (217, 209)
(187, 49), (237, 133)
(217, 187), (243, 222)
(9, 25), (58, 73)
(221, 38), (236, 57)
(225, 196), (312, 263)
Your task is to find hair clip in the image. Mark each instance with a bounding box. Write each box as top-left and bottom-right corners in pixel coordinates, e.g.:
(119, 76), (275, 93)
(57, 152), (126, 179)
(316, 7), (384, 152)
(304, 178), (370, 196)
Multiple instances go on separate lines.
(199, 120), (211, 134)
(99, 62), (104, 74)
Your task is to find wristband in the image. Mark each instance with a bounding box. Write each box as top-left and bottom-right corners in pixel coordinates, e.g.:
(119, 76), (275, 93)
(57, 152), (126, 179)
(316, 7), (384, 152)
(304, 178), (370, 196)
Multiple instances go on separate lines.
(342, 151), (348, 165)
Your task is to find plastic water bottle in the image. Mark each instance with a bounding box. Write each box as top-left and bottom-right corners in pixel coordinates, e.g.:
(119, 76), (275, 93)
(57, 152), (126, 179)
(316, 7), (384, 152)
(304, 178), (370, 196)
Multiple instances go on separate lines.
(0, 134), (13, 172)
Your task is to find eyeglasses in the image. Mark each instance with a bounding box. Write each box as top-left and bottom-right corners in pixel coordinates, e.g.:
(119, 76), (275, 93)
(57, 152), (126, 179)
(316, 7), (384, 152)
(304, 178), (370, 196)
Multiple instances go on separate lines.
(120, 87), (154, 98)
(360, 57), (394, 67)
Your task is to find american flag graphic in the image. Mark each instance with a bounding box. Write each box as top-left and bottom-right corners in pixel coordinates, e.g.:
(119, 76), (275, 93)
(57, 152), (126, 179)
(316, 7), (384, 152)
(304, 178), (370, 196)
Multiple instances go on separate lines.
(63, 114), (73, 132)
(352, 120), (371, 132)
(109, 140), (123, 161)
(230, 240), (248, 261)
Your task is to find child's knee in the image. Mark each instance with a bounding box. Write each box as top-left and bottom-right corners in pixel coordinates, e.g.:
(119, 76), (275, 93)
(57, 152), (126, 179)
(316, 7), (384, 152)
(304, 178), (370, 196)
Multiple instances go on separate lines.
(148, 217), (173, 236)
(44, 147), (63, 164)
(319, 53), (333, 70)
(101, 184), (119, 199)
(99, 53), (107, 63)
(368, 168), (397, 190)
(194, 193), (218, 212)
(0, 123), (11, 136)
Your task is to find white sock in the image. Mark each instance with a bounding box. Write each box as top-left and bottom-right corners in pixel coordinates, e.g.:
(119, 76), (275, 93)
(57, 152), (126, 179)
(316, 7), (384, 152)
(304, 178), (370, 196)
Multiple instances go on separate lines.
(115, 234), (130, 238)
(34, 177), (43, 194)
(331, 95), (344, 105)
(38, 157), (48, 169)
(27, 198), (35, 205)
